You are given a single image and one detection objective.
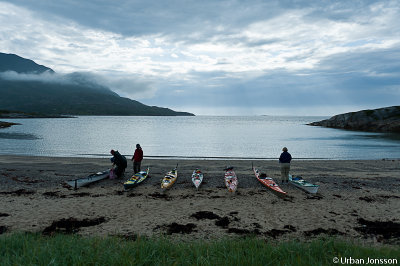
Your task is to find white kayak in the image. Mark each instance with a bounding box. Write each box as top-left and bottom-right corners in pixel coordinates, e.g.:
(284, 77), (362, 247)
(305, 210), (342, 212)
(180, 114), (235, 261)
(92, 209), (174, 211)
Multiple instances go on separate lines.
(66, 170), (110, 189)
(288, 174), (319, 194)
(192, 169), (203, 189)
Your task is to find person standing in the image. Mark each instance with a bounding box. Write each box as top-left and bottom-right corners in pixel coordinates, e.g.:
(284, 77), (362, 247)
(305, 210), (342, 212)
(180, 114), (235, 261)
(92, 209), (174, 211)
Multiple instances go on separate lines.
(279, 147), (292, 183)
(132, 144), (143, 174)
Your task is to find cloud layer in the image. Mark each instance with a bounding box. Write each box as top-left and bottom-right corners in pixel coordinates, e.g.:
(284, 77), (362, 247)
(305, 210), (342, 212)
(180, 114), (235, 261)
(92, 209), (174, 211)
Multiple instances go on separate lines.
(0, 0), (399, 115)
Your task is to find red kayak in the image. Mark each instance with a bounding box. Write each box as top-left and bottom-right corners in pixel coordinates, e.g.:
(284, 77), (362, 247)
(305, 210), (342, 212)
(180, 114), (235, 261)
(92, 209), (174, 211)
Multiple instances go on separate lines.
(253, 166), (286, 195)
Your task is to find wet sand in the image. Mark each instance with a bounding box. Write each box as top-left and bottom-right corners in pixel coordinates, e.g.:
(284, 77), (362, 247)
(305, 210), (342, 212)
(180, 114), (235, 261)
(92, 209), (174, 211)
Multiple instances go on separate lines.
(0, 155), (399, 244)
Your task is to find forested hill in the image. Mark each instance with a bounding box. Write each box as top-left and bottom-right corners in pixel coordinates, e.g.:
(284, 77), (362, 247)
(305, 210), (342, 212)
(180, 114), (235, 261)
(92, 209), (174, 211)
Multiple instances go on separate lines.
(0, 53), (194, 116)
(0, 53), (54, 74)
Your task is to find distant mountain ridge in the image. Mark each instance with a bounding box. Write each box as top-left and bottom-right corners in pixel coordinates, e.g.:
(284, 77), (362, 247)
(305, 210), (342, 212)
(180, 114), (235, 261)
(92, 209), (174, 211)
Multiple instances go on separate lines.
(0, 53), (194, 116)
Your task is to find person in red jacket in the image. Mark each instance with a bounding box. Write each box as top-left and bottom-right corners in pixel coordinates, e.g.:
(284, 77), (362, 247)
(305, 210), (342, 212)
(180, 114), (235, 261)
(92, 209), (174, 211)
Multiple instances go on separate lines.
(132, 144), (143, 174)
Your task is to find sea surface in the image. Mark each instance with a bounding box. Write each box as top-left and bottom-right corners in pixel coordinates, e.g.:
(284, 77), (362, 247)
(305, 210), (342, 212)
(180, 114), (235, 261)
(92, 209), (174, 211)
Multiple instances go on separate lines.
(1, 116), (400, 160)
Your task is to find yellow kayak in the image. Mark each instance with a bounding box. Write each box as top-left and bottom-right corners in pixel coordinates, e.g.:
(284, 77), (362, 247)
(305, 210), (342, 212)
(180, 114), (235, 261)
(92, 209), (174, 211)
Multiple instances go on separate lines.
(161, 165), (178, 189)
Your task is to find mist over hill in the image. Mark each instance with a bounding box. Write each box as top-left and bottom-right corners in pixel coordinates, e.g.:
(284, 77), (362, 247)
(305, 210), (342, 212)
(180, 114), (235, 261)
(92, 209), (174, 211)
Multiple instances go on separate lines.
(0, 53), (193, 116)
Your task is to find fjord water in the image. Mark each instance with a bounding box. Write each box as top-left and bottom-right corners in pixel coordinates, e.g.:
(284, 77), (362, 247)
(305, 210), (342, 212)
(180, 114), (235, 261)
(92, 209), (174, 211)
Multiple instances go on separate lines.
(1, 116), (400, 159)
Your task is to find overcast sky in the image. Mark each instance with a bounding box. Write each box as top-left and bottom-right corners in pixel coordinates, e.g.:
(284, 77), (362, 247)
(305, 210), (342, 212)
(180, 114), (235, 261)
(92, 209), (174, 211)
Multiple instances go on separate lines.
(1, 0), (399, 115)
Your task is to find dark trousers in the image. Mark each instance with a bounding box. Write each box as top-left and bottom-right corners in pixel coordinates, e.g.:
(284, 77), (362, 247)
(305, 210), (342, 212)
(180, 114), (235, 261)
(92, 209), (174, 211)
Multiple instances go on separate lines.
(115, 166), (126, 178)
(133, 161), (141, 174)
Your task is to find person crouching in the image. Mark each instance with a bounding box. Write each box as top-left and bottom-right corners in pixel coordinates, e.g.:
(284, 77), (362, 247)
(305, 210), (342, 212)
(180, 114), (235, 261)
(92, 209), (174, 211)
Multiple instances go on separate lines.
(110, 149), (127, 178)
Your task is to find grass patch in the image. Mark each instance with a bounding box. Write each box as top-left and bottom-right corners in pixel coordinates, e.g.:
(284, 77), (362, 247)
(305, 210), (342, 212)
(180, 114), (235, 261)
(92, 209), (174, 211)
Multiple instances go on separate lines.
(0, 233), (399, 265)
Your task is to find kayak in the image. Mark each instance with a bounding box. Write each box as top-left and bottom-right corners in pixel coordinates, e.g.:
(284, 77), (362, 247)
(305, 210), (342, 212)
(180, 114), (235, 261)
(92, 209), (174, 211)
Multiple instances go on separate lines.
(161, 165), (178, 189)
(224, 167), (238, 192)
(253, 166), (286, 195)
(123, 168), (149, 190)
(192, 169), (203, 189)
(66, 170), (109, 189)
(289, 175), (319, 194)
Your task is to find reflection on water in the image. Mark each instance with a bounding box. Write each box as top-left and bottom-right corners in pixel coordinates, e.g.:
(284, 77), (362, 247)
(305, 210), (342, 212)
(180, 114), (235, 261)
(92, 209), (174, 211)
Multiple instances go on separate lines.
(0, 116), (399, 159)
(374, 133), (400, 141)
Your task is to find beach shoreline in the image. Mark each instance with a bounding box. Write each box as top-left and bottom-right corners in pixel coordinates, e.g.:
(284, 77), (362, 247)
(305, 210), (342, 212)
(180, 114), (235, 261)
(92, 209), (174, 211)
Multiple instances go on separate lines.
(1, 155), (399, 244)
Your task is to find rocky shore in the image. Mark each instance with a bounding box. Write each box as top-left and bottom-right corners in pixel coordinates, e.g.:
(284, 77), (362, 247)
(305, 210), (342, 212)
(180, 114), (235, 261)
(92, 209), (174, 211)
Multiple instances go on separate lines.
(0, 110), (74, 129)
(308, 106), (400, 132)
(0, 121), (19, 129)
(0, 110), (73, 119)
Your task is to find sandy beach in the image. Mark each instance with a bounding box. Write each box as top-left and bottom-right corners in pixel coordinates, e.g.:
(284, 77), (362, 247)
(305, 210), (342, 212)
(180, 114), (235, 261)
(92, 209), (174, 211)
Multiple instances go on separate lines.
(0, 155), (399, 244)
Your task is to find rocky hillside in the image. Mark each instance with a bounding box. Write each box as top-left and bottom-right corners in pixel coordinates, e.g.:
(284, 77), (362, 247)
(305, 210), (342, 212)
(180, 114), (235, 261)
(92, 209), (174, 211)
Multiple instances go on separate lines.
(308, 106), (400, 133)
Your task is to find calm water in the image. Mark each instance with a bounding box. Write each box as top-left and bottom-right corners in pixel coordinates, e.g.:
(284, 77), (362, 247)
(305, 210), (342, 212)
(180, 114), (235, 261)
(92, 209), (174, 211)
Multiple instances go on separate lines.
(1, 116), (400, 160)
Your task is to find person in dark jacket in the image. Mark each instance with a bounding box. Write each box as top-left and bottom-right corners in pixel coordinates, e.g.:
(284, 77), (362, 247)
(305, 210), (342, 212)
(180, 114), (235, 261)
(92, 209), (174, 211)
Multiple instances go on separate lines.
(279, 147), (292, 183)
(110, 149), (127, 178)
(131, 144), (143, 174)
